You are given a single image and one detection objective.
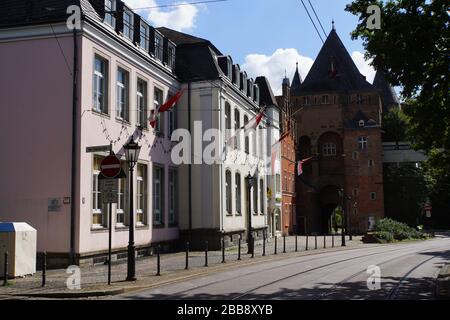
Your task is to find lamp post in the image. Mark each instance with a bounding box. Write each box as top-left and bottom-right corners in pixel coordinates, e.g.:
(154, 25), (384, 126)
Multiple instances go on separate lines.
(338, 188), (346, 247)
(245, 173), (256, 255)
(124, 137), (141, 282)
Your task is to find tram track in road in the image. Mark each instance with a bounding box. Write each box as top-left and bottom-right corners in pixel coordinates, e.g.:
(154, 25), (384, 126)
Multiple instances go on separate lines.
(314, 245), (447, 300)
(230, 242), (444, 300)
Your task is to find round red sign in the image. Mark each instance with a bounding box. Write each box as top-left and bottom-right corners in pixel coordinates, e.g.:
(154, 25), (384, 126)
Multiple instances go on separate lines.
(101, 155), (121, 179)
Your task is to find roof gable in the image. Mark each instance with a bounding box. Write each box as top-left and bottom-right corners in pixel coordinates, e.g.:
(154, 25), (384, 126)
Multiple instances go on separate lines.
(300, 29), (373, 93)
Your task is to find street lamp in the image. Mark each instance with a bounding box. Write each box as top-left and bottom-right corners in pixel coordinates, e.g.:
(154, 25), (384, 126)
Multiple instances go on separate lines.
(245, 173), (256, 255)
(338, 188), (346, 247)
(124, 136), (141, 282)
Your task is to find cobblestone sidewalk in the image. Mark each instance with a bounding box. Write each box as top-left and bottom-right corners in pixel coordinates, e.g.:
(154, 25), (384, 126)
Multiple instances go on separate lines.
(0, 235), (370, 299)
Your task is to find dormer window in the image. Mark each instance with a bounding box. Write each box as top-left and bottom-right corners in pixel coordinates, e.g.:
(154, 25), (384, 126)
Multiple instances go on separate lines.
(254, 85), (260, 104)
(168, 43), (176, 70)
(247, 79), (253, 99)
(140, 21), (150, 51)
(359, 120), (365, 127)
(154, 33), (163, 61)
(240, 72), (247, 93)
(123, 8), (134, 40)
(233, 65), (240, 88)
(218, 56), (233, 80)
(104, 0), (116, 28)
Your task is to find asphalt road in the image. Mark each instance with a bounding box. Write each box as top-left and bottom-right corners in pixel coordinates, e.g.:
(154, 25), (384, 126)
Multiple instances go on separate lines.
(117, 235), (450, 300)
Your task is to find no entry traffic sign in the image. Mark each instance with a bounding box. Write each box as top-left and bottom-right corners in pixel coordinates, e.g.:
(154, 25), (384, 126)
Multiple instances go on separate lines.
(101, 155), (121, 179)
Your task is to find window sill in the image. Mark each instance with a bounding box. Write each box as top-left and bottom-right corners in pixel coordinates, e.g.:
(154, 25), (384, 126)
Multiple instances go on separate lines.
(116, 118), (131, 126)
(136, 224), (149, 230)
(153, 224), (166, 229)
(91, 226), (108, 233)
(115, 226), (129, 232)
(92, 109), (111, 119)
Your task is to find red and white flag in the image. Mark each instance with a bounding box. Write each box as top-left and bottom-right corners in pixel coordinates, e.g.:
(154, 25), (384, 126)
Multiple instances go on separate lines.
(224, 108), (266, 149)
(297, 157), (314, 176)
(150, 89), (185, 129)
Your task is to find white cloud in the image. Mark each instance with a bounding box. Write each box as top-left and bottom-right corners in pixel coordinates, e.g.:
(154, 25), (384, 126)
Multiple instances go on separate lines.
(351, 51), (376, 84)
(123, 0), (199, 32)
(242, 49), (314, 96)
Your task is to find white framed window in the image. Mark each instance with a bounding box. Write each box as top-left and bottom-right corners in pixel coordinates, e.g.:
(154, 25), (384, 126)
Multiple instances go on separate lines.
(116, 68), (129, 121)
(356, 94), (363, 104)
(254, 85), (260, 104)
(321, 95), (329, 104)
(123, 9), (134, 40)
(303, 96), (310, 105)
(168, 168), (178, 225)
(137, 79), (148, 129)
(241, 73), (247, 93)
(234, 110), (241, 150)
(368, 159), (375, 167)
(244, 115), (250, 154)
(104, 0), (116, 28)
(168, 44), (176, 70)
(358, 136), (368, 150)
(92, 156), (106, 228)
(352, 151), (359, 160)
(226, 170), (232, 215)
(153, 165), (164, 226)
(154, 87), (164, 134)
(136, 164), (147, 226)
(322, 143), (337, 156)
(234, 66), (240, 88)
(140, 22), (150, 51)
(116, 163), (127, 227)
(168, 108), (176, 138)
(93, 55), (108, 114)
(253, 179), (258, 215)
(235, 173), (241, 215)
(155, 33), (163, 61)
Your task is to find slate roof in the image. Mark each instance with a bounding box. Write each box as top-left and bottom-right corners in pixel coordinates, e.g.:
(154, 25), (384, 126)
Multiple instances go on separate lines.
(157, 27), (222, 55)
(0, 0), (102, 28)
(290, 63), (303, 96)
(373, 71), (400, 111)
(255, 76), (278, 108)
(299, 29), (373, 93)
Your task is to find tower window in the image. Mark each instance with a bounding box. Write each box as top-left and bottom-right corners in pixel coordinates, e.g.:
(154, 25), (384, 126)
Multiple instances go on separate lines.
(322, 143), (337, 156)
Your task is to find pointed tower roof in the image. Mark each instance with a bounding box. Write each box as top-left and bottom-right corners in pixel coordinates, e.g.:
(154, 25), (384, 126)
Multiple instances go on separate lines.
(373, 71), (400, 111)
(282, 69), (290, 86)
(291, 62), (303, 95)
(300, 29), (373, 93)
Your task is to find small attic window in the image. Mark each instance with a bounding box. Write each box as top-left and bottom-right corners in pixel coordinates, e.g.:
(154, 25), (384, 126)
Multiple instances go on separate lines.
(233, 65), (240, 88)
(218, 56), (233, 80)
(254, 85), (260, 104)
(104, 0), (116, 28)
(247, 79), (254, 99)
(240, 72), (247, 92)
(359, 120), (365, 127)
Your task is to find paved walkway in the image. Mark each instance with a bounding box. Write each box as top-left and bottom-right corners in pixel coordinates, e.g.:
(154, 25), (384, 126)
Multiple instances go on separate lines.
(0, 235), (368, 299)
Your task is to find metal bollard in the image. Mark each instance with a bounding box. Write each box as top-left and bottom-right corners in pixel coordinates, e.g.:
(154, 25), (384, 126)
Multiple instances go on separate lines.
(274, 236), (278, 255)
(222, 238), (226, 263)
(306, 235), (309, 251)
(156, 245), (161, 276)
(238, 237), (242, 261)
(295, 235), (298, 252)
(185, 242), (189, 270)
(3, 251), (8, 286)
(283, 235), (286, 253)
(315, 235), (318, 250)
(205, 241), (208, 267)
(324, 235), (326, 249)
(42, 252), (47, 287)
(262, 232), (266, 257)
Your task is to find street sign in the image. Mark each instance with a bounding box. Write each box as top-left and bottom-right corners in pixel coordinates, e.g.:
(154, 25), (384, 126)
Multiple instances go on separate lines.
(101, 155), (121, 179)
(86, 145), (112, 153)
(100, 179), (119, 204)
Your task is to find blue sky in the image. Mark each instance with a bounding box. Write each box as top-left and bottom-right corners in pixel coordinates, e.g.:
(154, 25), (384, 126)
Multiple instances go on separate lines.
(126, 0), (376, 95)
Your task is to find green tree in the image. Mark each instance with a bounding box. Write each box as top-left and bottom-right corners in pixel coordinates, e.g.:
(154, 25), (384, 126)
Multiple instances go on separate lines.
(346, 0), (450, 172)
(382, 107), (409, 145)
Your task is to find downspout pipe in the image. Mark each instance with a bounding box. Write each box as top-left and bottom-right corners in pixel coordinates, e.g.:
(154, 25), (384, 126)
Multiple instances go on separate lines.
(70, 28), (78, 264)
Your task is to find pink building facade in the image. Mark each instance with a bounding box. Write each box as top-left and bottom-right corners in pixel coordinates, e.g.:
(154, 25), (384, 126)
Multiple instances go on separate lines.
(0, 0), (181, 266)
